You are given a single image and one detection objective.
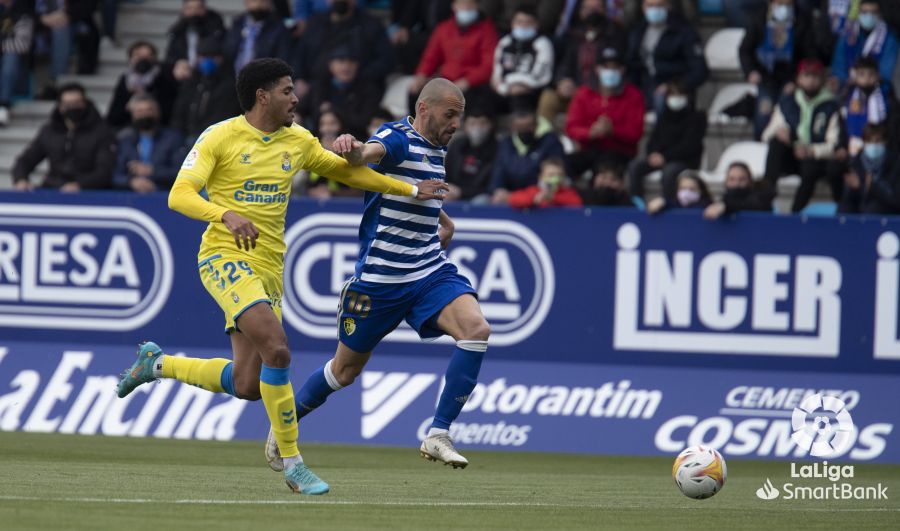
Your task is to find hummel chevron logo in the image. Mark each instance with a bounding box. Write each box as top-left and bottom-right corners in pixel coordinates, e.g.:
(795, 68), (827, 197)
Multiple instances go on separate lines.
(281, 409), (295, 425)
(361, 371), (437, 439)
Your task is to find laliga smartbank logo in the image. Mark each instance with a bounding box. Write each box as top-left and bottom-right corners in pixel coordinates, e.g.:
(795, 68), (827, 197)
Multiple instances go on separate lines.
(282, 213), (554, 346)
(755, 393), (889, 501)
(0, 204), (173, 330)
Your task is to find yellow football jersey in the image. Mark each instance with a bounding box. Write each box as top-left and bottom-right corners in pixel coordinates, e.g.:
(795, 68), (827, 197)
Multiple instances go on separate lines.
(176, 116), (345, 271)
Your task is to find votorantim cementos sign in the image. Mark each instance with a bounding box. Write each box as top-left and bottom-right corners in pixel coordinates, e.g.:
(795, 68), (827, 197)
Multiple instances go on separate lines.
(0, 192), (897, 462)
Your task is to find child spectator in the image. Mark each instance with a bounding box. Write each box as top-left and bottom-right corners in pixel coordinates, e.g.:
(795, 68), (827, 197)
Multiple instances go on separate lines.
(508, 157), (583, 208)
(626, 79), (706, 201)
(581, 162), (634, 206)
(647, 171), (712, 213)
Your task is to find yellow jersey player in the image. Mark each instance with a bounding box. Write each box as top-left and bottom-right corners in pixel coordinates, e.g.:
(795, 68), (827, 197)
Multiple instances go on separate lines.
(114, 58), (448, 495)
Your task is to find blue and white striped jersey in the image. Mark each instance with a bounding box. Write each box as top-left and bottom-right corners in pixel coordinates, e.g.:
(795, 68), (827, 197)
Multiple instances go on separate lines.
(355, 117), (447, 283)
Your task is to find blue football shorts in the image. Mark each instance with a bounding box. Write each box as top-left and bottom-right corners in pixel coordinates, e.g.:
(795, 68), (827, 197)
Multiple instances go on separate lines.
(336, 263), (477, 353)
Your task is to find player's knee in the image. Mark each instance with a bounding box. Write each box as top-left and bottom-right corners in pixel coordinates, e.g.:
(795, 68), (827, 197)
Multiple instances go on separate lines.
(233, 378), (261, 401)
(464, 318), (491, 342)
(261, 342), (292, 368)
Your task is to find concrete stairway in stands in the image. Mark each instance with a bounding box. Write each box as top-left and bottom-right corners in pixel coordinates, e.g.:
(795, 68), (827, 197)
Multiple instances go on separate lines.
(0, 0), (244, 188)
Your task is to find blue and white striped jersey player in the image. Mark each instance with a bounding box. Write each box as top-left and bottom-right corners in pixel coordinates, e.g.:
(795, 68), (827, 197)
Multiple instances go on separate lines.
(267, 78), (490, 470)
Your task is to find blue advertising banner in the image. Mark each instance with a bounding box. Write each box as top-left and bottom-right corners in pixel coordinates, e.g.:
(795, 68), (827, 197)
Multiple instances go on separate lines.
(0, 192), (898, 461)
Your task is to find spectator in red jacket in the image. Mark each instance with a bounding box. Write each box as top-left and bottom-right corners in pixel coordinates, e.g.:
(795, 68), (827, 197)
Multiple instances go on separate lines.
(508, 157), (583, 208)
(409, 0), (499, 112)
(566, 46), (645, 176)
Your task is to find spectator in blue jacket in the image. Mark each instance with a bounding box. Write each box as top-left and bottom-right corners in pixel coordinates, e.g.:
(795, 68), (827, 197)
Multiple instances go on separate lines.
(489, 106), (567, 204)
(114, 95), (185, 193)
(625, 0), (708, 110)
(831, 0), (899, 93)
(839, 122), (900, 214)
(223, 0), (291, 74)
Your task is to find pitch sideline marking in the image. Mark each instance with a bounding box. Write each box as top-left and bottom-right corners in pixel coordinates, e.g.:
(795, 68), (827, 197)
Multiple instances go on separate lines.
(0, 495), (897, 511)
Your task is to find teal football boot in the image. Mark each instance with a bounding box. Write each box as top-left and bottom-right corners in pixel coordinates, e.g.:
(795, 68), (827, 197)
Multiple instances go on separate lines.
(116, 341), (163, 398)
(284, 462), (330, 495)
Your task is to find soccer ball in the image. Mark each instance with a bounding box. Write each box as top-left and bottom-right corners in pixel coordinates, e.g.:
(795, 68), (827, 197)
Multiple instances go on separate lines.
(672, 446), (727, 499)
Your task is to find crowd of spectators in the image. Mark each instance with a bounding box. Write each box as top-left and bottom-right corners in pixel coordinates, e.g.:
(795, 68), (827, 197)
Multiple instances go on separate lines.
(4, 0), (900, 216)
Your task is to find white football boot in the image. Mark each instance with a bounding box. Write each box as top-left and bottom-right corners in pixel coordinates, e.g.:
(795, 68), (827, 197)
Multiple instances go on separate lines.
(265, 427), (284, 472)
(420, 432), (468, 469)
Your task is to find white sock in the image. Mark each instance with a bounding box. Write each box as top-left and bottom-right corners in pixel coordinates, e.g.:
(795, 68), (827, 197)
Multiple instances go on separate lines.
(152, 359), (164, 378)
(427, 427), (449, 437)
(283, 454), (303, 469)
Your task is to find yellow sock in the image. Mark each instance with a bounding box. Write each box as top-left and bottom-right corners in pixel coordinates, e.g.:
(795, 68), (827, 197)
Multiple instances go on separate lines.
(160, 355), (231, 394)
(260, 364), (299, 458)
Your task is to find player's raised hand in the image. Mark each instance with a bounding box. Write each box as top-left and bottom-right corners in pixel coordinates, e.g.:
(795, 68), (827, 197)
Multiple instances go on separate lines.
(333, 134), (366, 166)
(416, 179), (450, 200)
(222, 211), (260, 251)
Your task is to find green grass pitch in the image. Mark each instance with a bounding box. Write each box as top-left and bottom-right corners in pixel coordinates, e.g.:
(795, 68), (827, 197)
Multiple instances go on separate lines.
(0, 432), (897, 530)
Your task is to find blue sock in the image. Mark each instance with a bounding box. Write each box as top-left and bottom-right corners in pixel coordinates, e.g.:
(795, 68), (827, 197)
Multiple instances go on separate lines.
(431, 341), (487, 430)
(219, 361), (236, 397)
(294, 360), (343, 419)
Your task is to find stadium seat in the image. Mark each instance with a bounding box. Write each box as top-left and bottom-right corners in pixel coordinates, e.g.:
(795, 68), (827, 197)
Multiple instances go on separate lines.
(381, 75), (413, 119)
(704, 28), (745, 72)
(702, 141), (768, 183)
(708, 83), (757, 124)
(801, 202), (838, 217)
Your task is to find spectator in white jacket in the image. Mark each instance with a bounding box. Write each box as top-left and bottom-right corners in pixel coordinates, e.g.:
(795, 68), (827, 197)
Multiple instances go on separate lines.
(491, 3), (554, 111)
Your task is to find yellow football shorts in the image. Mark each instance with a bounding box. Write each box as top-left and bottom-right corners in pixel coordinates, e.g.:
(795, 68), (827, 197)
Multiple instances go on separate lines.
(197, 253), (283, 332)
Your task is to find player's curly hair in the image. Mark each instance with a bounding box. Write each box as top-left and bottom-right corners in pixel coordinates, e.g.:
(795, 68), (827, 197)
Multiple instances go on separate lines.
(235, 58), (294, 113)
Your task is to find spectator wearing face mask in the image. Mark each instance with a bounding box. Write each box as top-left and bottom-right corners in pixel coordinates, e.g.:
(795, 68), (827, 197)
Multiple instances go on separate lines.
(625, 0), (708, 110)
(626, 79), (705, 201)
(566, 46), (645, 175)
(165, 0), (226, 82)
(839, 122), (900, 214)
(538, 0), (626, 122)
(740, 0), (830, 137)
(831, 0), (899, 95)
(703, 161), (776, 219)
(113, 95), (186, 193)
(293, 0), (393, 100)
(409, 0), (499, 108)
(646, 171), (713, 213)
(445, 107), (497, 203)
(107, 41), (179, 130)
(171, 37), (241, 144)
(13, 83), (116, 191)
(490, 4), (554, 110)
(508, 157), (583, 208)
(223, 0), (290, 75)
(490, 105), (567, 204)
(843, 56), (893, 157)
(581, 161), (634, 206)
(481, 0), (566, 36)
(300, 45), (383, 139)
(763, 58), (844, 212)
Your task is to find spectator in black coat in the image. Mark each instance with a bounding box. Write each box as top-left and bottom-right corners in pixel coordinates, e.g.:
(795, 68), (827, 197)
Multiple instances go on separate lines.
(107, 41), (179, 130)
(171, 37), (241, 144)
(704, 161), (775, 219)
(299, 46), (382, 139)
(538, 0), (626, 122)
(165, 0), (226, 82)
(627, 79), (706, 201)
(581, 162), (634, 207)
(292, 0), (393, 99)
(113, 95), (186, 193)
(223, 0), (290, 74)
(13, 83), (116, 191)
(625, 0), (708, 110)
(839, 122), (900, 214)
(739, 0), (830, 137)
(445, 107), (497, 203)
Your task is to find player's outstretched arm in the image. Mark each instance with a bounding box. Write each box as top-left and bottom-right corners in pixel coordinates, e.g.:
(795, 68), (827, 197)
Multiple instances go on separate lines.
(319, 156), (449, 200)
